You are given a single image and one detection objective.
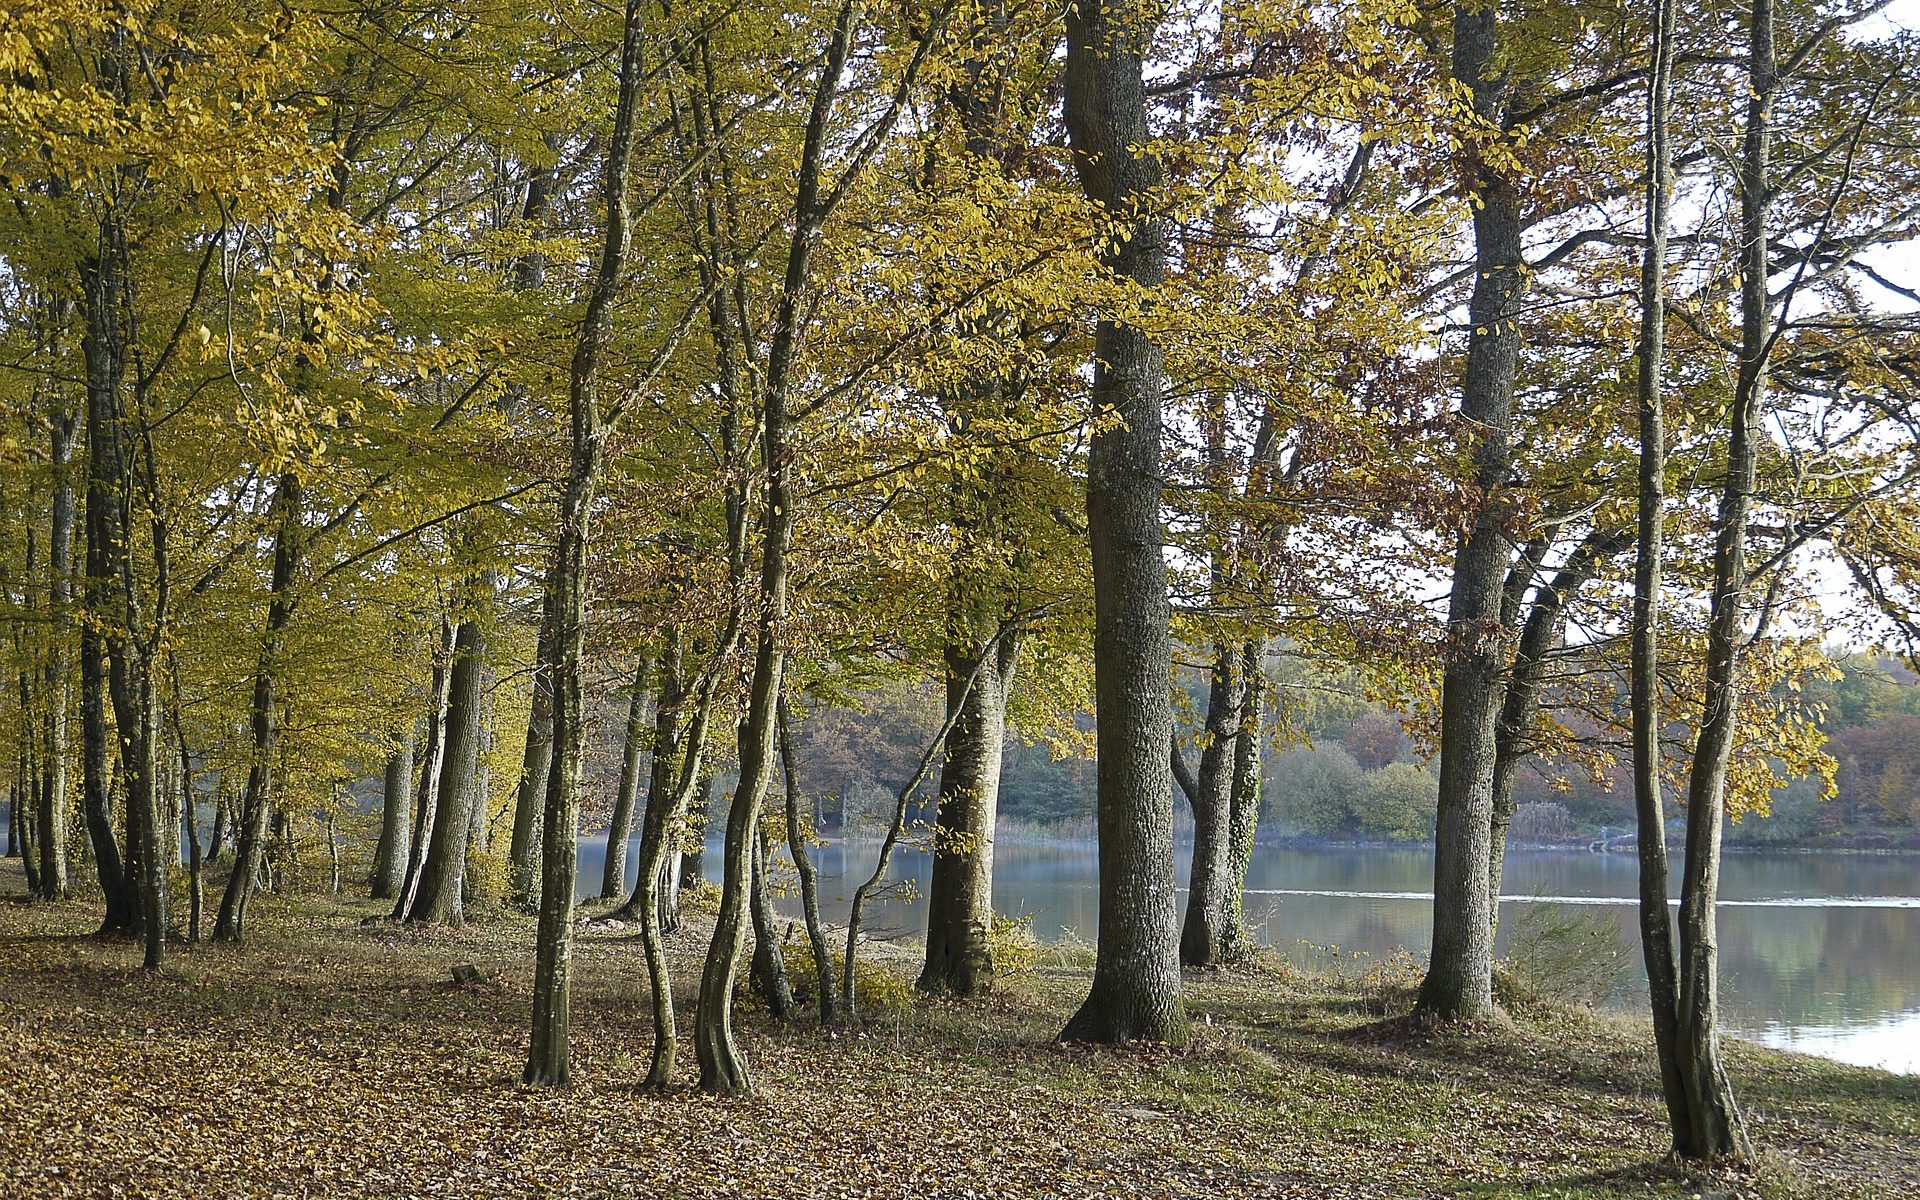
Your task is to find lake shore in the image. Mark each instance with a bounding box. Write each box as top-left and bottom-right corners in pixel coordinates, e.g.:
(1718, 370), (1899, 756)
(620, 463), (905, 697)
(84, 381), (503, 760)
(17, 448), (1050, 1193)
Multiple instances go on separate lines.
(2, 858), (1914, 1199)
(823, 826), (1920, 856)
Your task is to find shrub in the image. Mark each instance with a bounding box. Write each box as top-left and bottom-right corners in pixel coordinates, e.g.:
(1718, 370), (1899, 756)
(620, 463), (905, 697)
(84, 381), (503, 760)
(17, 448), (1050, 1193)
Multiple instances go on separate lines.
(1357, 762), (1437, 841)
(1509, 801), (1571, 843)
(1039, 925), (1099, 970)
(849, 960), (916, 1017)
(1266, 744), (1364, 836)
(987, 912), (1040, 980)
(1498, 901), (1631, 1011)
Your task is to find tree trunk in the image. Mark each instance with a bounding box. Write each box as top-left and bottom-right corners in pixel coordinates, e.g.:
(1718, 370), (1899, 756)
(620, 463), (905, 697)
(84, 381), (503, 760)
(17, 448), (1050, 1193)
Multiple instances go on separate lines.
(106, 625), (164, 970)
(1487, 531), (1627, 918)
(39, 398), (74, 898)
(1058, 0), (1184, 1044)
(165, 670), (204, 946)
(410, 608), (489, 925)
(326, 812), (341, 894)
(675, 774), (710, 928)
(1218, 641), (1265, 958)
(920, 630), (1019, 994)
(11, 754), (36, 893)
(209, 790), (231, 863)
(80, 217), (166, 965)
(392, 619), (454, 920)
(1415, 0), (1524, 1023)
(370, 730), (414, 899)
(214, 474), (303, 944)
(1668, 0), (1770, 1161)
(1631, 0), (1692, 1155)
(524, 0), (644, 1089)
(1180, 642), (1243, 968)
(626, 630), (695, 1085)
(78, 237), (133, 936)
(466, 652), (496, 875)
(507, 591), (556, 908)
(780, 700), (837, 1022)
(691, 0), (870, 1096)
(601, 655), (654, 900)
(695, 628), (788, 1095)
(748, 824), (793, 1019)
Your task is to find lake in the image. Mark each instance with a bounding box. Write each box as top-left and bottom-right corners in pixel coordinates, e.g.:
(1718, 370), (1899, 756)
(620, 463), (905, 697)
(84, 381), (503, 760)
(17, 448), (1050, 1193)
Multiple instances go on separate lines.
(576, 835), (1920, 1075)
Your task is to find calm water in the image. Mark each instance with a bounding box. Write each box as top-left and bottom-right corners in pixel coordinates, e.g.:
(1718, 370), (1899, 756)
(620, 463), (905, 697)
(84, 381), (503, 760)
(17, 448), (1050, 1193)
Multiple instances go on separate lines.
(577, 836), (1920, 1075)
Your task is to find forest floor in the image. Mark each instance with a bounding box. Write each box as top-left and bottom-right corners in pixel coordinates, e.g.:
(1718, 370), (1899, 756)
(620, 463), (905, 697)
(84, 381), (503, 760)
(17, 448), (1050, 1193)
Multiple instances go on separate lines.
(0, 860), (1914, 1200)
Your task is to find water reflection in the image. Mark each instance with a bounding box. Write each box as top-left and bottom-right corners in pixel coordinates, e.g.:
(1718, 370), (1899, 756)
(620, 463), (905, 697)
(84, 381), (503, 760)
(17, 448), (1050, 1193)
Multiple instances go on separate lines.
(575, 836), (1919, 1075)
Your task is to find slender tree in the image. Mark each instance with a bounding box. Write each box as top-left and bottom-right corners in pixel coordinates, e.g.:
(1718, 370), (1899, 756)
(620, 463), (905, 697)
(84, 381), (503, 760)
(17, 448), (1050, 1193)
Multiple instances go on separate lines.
(524, 0), (650, 1088)
(1666, 0), (1775, 1161)
(600, 655), (654, 900)
(1629, 0), (1691, 1155)
(409, 604), (490, 925)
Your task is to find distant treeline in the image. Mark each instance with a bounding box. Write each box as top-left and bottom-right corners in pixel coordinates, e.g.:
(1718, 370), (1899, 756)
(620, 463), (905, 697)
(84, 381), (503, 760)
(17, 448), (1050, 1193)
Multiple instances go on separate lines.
(774, 651), (1920, 852)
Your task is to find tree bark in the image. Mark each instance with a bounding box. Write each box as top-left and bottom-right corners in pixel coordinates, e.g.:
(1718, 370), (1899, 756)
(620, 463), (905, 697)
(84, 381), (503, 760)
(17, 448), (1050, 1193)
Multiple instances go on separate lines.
(1218, 641), (1266, 959)
(779, 699), (837, 1022)
(369, 729), (414, 899)
(80, 209), (169, 964)
(392, 619), (453, 920)
(209, 789), (231, 863)
(1415, 0), (1525, 1023)
(1058, 0), (1184, 1044)
(748, 824), (793, 1019)
(39, 393), (75, 899)
(78, 232), (133, 937)
(1631, 0), (1692, 1154)
(164, 659), (204, 945)
(214, 475), (303, 943)
(675, 774), (711, 928)
(692, 0), (872, 1096)
(601, 655), (654, 900)
(919, 630), (1019, 994)
(507, 590), (556, 908)
(624, 630), (697, 1085)
(1180, 643), (1243, 968)
(1486, 530), (1628, 916)
(409, 608), (489, 925)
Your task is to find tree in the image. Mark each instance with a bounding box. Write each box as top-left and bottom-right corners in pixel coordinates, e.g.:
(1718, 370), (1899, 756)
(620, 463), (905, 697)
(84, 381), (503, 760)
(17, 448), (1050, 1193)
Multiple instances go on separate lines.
(524, 0), (651, 1089)
(1057, 0), (1183, 1044)
(1416, 0), (1531, 1023)
(599, 654), (653, 900)
(1629, 0), (1689, 1154)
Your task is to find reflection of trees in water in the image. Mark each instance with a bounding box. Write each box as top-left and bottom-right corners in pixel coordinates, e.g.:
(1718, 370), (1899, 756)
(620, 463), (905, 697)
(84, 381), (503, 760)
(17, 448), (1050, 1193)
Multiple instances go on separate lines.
(1719, 906), (1920, 1028)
